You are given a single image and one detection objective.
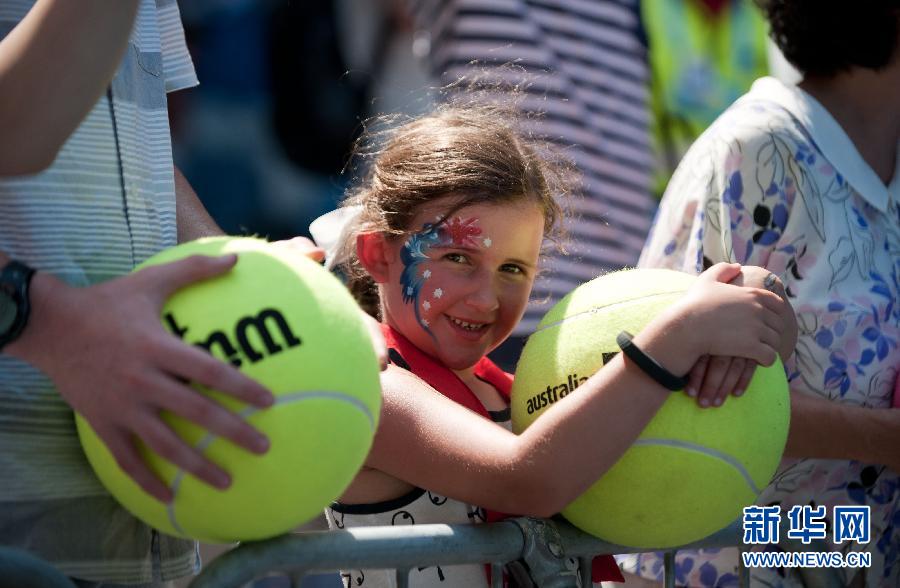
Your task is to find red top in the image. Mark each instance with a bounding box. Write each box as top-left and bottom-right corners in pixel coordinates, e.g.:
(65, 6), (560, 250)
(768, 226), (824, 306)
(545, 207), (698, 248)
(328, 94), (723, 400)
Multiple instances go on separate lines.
(381, 324), (623, 583)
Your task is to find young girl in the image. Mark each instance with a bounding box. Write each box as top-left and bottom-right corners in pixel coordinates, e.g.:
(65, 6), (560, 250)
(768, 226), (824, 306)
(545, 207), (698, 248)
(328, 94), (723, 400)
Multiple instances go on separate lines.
(316, 106), (792, 587)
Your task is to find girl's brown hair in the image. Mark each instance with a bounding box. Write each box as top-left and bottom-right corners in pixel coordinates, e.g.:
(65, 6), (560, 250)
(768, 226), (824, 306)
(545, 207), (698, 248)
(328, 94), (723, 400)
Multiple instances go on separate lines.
(339, 103), (572, 316)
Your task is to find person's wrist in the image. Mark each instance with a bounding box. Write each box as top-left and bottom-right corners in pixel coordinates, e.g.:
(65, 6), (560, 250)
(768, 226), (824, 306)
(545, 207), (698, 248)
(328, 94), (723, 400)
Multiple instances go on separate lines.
(617, 331), (688, 391)
(631, 309), (697, 379)
(4, 272), (67, 366)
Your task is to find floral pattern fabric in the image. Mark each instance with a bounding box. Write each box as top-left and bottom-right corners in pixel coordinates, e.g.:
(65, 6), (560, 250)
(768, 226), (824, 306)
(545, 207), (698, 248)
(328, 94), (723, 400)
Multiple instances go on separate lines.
(619, 77), (900, 587)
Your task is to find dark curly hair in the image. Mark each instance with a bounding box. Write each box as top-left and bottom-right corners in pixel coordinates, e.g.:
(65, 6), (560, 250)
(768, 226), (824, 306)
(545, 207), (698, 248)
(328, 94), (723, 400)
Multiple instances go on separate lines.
(756, 0), (900, 77)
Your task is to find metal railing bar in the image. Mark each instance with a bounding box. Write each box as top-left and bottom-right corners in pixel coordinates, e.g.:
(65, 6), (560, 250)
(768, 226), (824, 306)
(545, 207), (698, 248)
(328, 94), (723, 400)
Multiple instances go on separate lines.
(191, 522), (525, 588)
(395, 568), (410, 588)
(191, 518), (750, 588)
(663, 552), (675, 588)
(490, 562), (504, 588)
(577, 556), (591, 586)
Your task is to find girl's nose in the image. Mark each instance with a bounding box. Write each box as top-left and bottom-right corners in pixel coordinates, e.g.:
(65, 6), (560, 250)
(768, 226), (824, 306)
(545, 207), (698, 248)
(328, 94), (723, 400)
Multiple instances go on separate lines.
(463, 274), (500, 314)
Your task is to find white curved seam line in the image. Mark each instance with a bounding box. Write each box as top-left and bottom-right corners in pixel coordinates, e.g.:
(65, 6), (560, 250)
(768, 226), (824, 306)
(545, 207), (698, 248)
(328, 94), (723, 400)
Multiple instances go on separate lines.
(632, 438), (761, 495)
(532, 289), (686, 334)
(166, 390), (376, 537)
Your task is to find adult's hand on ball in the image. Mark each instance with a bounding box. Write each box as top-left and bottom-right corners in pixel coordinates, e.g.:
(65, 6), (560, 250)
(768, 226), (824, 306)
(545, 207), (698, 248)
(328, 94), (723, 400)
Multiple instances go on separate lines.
(272, 236), (387, 370)
(6, 255), (275, 503)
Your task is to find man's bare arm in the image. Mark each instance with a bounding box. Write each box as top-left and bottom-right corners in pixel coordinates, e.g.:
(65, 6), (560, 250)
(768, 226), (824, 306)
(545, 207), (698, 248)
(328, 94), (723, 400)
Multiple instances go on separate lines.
(175, 166), (225, 242)
(0, 0), (140, 175)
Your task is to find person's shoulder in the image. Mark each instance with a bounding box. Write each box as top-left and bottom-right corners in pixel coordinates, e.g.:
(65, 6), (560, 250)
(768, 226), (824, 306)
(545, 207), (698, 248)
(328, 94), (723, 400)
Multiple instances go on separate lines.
(671, 88), (805, 183)
(380, 363), (439, 405)
(700, 79), (809, 151)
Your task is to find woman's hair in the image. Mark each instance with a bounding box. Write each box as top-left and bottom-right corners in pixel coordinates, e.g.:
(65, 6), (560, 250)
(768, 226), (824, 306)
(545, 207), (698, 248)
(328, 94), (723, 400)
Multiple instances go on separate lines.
(339, 103), (571, 317)
(756, 0), (900, 77)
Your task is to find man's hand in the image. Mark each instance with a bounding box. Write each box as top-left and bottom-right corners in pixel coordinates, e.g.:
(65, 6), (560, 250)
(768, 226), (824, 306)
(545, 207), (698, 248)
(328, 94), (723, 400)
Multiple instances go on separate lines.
(7, 255), (275, 503)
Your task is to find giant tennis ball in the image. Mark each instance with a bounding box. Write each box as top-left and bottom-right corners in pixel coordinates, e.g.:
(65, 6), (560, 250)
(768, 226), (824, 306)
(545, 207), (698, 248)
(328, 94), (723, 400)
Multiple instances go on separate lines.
(76, 237), (381, 543)
(512, 268), (789, 548)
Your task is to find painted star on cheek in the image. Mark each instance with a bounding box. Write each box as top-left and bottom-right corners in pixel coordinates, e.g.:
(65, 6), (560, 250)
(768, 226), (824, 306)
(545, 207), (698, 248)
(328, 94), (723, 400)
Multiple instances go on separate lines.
(422, 301), (431, 311)
(483, 238), (492, 248)
(423, 269), (431, 279)
(406, 286), (414, 296)
(433, 288), (443, 299)
(421, 318), (430, 327)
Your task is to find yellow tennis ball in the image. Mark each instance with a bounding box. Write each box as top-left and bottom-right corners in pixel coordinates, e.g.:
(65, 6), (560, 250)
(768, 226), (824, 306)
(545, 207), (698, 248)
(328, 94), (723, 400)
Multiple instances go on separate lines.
(512, 268), (789, 549)
(76, 236), (381, 543)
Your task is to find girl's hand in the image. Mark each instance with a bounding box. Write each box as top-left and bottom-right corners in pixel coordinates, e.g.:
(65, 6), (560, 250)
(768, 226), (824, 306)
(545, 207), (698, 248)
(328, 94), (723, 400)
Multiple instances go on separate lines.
(671, 263), (785, 370)
(731, 266), (797, 359)
(686, 354), (756, 408)
(685, 266), (797, 408)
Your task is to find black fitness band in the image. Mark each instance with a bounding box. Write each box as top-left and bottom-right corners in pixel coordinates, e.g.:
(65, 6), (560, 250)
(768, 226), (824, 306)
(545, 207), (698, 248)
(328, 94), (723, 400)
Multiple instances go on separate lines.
(616, 331), (688, 392)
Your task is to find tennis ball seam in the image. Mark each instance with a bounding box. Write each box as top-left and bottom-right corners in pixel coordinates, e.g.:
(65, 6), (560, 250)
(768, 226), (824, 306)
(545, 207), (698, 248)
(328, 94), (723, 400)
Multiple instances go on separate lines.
(165, 390), (376, 537)
(633, 438), (762, 495)
(532, 289), (687, 334)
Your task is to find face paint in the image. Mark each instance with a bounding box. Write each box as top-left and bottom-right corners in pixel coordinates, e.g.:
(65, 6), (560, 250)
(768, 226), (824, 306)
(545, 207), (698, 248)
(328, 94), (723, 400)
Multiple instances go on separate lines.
(399, 216), (489, 334)
(380, 200), (544, 372)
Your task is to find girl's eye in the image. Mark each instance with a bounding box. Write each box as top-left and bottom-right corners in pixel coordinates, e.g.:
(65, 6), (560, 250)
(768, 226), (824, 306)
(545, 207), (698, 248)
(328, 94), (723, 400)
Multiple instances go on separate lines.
(444, 253), (469, 264)
(501, 264), (525, 275)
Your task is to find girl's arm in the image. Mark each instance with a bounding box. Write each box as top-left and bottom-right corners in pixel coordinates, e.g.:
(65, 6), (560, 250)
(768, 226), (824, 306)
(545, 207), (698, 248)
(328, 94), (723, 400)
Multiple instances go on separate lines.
(355, 264), (786, 516)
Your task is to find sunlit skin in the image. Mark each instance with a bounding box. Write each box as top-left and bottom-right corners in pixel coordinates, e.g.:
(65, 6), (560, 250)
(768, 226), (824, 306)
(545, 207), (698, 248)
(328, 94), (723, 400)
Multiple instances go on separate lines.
(371, 199), (544, 379)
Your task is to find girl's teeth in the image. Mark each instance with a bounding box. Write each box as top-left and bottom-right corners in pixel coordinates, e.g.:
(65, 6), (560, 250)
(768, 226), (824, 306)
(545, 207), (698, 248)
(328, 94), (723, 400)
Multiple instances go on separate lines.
(450, 317), (482, 331)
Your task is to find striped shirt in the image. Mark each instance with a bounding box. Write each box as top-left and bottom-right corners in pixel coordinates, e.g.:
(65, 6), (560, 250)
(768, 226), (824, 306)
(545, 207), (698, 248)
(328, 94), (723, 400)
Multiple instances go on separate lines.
(0, 0), (199, 582)
(408, 0), (656, 333)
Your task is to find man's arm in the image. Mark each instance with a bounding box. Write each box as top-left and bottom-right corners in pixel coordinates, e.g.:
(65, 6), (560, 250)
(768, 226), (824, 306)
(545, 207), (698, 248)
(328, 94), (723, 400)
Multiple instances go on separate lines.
(0, 0), (140, 175)
(175, 166), (225, 242)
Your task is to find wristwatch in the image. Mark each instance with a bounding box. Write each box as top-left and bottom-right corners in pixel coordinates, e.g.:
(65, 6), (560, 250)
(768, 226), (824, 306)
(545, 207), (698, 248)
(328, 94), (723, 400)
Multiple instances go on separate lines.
(0, 260), (36, 351)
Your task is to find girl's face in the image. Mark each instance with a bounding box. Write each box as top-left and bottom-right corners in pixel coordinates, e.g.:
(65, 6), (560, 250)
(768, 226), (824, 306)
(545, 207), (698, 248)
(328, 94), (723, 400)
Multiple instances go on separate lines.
(379, 199), (544, 371)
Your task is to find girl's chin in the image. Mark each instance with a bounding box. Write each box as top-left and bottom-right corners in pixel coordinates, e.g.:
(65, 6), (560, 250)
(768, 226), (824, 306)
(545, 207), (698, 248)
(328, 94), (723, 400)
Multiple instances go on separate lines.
(438, 354), (484, 372)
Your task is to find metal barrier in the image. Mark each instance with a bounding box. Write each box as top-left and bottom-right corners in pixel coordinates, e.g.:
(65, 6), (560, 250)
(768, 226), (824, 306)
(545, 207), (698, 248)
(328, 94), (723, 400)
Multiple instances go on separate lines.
(0, 518), (847, 587)
(190, 517), (749, 588)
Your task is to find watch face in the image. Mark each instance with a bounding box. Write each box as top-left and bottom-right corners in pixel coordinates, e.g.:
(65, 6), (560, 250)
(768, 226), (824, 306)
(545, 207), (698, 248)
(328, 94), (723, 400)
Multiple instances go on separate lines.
(0, 289), (16, 334)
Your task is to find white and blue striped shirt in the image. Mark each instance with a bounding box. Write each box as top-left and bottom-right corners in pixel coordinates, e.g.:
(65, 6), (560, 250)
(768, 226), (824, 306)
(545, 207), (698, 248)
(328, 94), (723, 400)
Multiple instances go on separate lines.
(0, 0), (198, 582)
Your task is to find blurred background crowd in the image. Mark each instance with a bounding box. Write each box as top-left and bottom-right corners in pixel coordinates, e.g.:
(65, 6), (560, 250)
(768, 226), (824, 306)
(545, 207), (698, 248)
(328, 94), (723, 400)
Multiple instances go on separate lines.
(170, 0), (793, 244)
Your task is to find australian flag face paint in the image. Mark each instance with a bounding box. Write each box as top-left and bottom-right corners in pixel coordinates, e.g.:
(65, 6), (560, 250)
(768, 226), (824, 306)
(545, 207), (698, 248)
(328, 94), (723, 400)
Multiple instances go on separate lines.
(382, 199), (543, 372)
(399, 216), (488, 334)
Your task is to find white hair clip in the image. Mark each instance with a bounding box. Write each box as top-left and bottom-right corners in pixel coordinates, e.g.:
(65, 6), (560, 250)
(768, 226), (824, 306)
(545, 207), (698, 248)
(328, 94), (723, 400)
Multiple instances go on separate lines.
(309, 205), (364, 271)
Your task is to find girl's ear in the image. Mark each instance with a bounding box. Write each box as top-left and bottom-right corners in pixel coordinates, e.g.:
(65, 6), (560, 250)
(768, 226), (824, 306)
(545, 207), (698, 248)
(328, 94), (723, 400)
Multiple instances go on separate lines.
(356, 232), (394, 283)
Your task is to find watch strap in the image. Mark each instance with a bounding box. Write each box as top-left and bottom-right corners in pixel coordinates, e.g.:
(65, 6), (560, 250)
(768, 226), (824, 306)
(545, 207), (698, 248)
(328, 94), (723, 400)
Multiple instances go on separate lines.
(0, 260), (36, 351)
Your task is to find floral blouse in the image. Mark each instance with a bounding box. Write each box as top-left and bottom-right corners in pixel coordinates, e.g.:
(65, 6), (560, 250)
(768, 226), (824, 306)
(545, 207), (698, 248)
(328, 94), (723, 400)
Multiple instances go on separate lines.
(619, 77), (900, 587)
